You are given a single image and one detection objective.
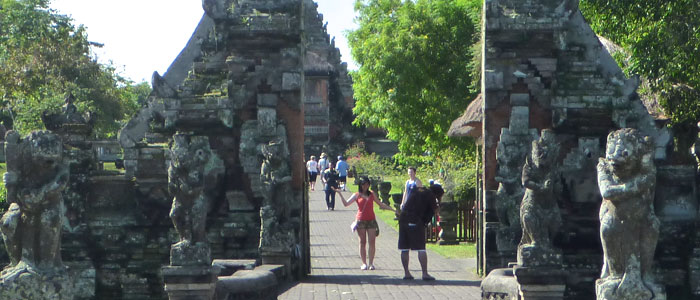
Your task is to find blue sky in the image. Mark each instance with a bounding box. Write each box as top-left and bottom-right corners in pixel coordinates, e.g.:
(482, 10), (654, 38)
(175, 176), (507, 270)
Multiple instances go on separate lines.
(49, 0), (357, 83)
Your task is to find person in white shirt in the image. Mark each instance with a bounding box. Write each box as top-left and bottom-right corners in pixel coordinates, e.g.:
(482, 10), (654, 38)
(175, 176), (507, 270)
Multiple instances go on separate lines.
(306, 155), (320, 191)
(318, 153), (330, 174)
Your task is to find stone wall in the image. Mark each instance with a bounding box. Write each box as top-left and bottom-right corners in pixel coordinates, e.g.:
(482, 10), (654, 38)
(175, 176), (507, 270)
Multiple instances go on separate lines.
(480, 0), (697, 298)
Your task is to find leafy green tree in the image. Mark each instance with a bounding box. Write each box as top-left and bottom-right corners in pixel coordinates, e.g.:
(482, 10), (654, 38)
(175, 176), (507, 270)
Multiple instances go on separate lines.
(0, 0), (146, 137)
(580, 0), (700, 134)
(348, 0), (481, 155)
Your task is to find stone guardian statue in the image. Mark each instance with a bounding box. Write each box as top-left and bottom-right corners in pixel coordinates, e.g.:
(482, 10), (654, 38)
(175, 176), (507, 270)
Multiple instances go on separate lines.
(517, 129), (562, 267)
(259, 140), (295, 254)
(596, 128), (664, 300)
(0, 130), (73, 299)
(167, 133), (224, 266)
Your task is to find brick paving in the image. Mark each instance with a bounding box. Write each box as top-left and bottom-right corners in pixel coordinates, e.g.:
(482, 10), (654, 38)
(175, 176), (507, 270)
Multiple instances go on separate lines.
(279, 184), (482, 299)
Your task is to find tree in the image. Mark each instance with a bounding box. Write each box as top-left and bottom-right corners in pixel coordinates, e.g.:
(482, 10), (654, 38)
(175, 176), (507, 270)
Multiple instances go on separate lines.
(0, 0), (146, 137)
(347, 0), (481, 155)
(580, 0), (700, 135)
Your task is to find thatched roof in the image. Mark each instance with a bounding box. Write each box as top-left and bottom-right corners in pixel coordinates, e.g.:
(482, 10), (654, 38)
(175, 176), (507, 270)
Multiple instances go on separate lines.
(448, 93), (483, 139)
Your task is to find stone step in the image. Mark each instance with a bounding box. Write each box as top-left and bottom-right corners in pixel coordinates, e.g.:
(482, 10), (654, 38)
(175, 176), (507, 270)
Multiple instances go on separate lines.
(215, 265), (282, 300)
(212, 259), (257, 276)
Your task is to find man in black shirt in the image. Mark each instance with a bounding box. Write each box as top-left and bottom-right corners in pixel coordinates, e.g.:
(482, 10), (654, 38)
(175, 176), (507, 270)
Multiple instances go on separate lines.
(323, 163), (340, 210)
(397, 183), (443, 280)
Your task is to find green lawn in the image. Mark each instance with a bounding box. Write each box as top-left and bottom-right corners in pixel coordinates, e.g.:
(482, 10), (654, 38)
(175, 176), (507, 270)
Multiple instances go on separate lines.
(103, 162), (119, 171)
(344, 176), (477, 260)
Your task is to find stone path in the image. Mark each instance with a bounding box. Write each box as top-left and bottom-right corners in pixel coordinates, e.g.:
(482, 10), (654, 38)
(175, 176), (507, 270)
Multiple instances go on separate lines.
(279, 183), (482, 299)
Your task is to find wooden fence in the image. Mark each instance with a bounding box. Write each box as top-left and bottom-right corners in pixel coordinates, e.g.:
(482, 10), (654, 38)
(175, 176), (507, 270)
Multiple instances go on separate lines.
(426, 198), (477, 243)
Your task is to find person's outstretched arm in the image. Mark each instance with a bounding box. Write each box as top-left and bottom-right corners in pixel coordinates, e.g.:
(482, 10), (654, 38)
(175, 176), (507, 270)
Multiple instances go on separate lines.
(372, 193), (396, 212)
(334, 188), (357, 207)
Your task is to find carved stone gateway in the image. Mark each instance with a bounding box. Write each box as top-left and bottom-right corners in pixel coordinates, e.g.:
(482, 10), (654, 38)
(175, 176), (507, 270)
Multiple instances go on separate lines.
(0, 131), (73, 299)
(476, 0), (683, 297)
(596, 129), (665, 300)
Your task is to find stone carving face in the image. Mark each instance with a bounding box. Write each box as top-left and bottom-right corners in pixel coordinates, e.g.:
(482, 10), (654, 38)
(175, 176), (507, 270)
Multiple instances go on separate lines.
(530, 130), (558, 169)
(171, 135), (211, 190)
(603, 129), (649, 175)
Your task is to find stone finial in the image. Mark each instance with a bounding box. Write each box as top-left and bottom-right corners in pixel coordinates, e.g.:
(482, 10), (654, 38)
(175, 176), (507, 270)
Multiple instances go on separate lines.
(167, 133), (224, 266)
(0, 130), (73, 299)
(517, 129), (563, 267)
(596, 128), (664, 300)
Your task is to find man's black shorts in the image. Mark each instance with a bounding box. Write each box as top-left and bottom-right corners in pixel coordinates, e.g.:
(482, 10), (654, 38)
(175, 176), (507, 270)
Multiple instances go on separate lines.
(308, 171), (318, 182)
(398, 222), (426, 250)
(338, 175), (347, 183)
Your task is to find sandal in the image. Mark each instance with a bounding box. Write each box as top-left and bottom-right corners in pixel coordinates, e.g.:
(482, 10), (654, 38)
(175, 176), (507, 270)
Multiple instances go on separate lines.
(402, 275), (414, 280)
(368, 264), (375, 270)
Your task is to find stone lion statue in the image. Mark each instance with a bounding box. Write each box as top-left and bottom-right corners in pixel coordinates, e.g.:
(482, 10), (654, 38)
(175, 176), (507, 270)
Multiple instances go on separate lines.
(596, 128), (663, 300)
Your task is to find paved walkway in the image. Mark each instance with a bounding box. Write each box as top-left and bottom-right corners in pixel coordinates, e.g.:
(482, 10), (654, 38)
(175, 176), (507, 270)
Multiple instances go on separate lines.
(279, 184), (482, 299)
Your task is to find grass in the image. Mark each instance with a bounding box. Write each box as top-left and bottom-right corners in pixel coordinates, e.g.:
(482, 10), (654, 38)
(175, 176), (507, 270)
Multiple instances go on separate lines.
(345, 175), (477, 260)
(103, 162), (119, 171)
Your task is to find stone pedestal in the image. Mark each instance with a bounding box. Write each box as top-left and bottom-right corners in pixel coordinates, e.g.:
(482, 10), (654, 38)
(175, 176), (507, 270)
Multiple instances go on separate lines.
(438, 201), (459, 245)
(170, 241), (212, 266)
(261, 251), (292, 279)
(162, 265), (219, 300)
(595, 277), (666, 300)
(481, 267), (519, 300)
(513, 266), (566, 300)
(0, 266), (75, 300)
(517, 245), (563, 268)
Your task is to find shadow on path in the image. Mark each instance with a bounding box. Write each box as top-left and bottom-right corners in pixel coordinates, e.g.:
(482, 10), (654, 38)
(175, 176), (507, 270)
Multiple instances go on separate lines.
(278, 274), (480, 294)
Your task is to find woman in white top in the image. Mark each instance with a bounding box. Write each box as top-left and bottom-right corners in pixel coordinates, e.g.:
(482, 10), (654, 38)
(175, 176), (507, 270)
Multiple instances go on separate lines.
(306, 155), (320, 191)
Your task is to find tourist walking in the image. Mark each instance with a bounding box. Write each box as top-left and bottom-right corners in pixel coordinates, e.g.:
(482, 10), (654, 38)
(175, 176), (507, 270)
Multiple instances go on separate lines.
(335, 176), (395, 270)
(400, 167), (423, 210)
(398, 183), (444, 281)
(335, 156), (349, 191)
(323, 163), (340, 210)
(318, 153), (330, 173)
(306, 155), (320, 191)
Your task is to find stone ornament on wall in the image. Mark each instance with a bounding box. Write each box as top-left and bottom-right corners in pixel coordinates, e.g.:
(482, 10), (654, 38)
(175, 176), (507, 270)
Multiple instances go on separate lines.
(0, 130), (73, 299)
(495, 129), (533, 253)
(259, 139), (295, 254)
(167, 133), (224, 266)
(517, 129), (563, 267)
(596, 129), (665, 300)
